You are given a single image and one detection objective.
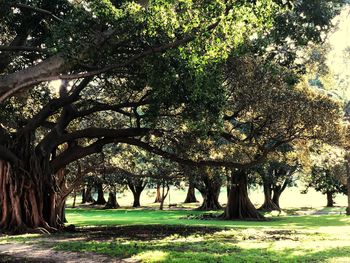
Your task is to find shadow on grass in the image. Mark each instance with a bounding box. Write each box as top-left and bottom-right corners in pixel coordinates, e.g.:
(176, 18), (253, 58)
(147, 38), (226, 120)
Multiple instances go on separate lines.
(54, 238), (350, 263)
(66, 208), (350, 229)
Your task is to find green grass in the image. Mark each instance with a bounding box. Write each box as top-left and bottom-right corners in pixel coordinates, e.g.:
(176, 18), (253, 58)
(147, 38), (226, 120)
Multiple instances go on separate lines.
(60, 208), (350, 262)
(66, 208), (350, 229)
(2, 208), (350, 262)
(54, 217), (350, 262)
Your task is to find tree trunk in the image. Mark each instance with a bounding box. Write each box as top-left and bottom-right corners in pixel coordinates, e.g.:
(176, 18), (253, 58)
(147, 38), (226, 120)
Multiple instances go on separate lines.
(159, 183), (170, 211)
(72, 191), (77, 208)
(84, 185), (95, 203)
(326, 192), (334, 207)
(154, 183), (162, 203)
(81, 188), (86, 204)
(128, 179), (146, 208)
(259, 183), (280, 212)
(197, 184), (222, 210)
(104, 191), (120, 209)
(224, 169), (264, 220)
(132, 191), (141, 207)
(0, 157), (64, 233)
(272, 190), (281, 209)
(94, 182), (106, 205)
(226, 175), (231, 198)
(184, 182), (198, 203)
(346, 161), (350, 215)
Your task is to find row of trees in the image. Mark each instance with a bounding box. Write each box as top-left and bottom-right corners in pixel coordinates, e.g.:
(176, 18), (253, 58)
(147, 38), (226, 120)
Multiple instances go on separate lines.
(71, 140), (347, 214)
(0, 0), (349, 232)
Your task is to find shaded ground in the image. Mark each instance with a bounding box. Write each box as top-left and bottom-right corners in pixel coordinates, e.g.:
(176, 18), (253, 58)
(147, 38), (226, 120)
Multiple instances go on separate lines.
(73, 225), (222, 241)
(1, 208), (350, 262)
(0, 225), (223, 263)
(0, 243), (133, 263)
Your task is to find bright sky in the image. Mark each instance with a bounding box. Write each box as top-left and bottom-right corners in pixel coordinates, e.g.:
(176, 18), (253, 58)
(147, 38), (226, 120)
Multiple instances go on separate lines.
(327, 5), (350, 100)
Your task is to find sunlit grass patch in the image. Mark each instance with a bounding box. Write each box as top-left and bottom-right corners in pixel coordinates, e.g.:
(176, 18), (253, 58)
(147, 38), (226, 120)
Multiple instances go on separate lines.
(134, 250), (169, 262)
(53, 224), (350, 262)
(0, 234), (41, 244)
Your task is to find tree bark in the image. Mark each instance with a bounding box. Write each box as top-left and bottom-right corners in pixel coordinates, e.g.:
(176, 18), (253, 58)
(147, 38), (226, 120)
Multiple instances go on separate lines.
(259, 183), (280, 212)
(0, 157), (65, 233)
(81, 188), (86, 204)
(84, 185), (95, 203)
(104, 191), (120, 209)
(154, 183), (162, 203)
(224, 169), (264, 220)
(128, 179), (146, 208)
(326, 192), (334, 207)
(132, 191), (141, 207)
(72, 191), (77, 208)
(184, 182), (198, 203)
(272, 190), (281, 209)
(159, 182), (170, 211)
(94, 182), (106, 205)
(195, 168), (222, 211)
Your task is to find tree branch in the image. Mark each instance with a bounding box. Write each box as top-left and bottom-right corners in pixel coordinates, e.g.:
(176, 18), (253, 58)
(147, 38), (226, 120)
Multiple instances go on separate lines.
(0, 45), (47, 53)
(12, 3), (63, 22)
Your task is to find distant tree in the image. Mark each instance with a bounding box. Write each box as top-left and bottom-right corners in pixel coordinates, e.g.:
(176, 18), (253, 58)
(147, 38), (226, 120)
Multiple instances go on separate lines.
(306, 164), (347, 207)
(256, 161), (298, 212)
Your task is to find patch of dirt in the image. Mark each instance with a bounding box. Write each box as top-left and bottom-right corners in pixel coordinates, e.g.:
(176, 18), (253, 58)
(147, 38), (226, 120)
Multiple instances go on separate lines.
(180, 213), (222, 220)
(0, 243), (134, 263)
(72, 225), (223, 241)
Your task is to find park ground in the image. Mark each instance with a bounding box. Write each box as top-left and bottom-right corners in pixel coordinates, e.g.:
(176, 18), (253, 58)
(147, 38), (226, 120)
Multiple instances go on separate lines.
(0, 187), (349, 262)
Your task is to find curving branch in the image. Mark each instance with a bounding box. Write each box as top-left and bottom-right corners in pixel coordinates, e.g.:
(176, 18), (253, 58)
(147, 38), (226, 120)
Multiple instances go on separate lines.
(0, 9), (228, 102)
(0, 45), (47, 53)
(12, 3), (63, 22)
(50, 138), (115, 173)
(19, 77), (92, 136)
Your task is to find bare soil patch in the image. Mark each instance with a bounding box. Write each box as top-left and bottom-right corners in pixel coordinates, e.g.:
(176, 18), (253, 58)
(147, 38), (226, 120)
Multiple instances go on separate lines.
(71, 225), (223, 241)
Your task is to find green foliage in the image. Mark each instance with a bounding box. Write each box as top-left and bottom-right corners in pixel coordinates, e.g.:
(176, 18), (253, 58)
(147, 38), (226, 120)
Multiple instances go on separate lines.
(308, 165), (347, 195)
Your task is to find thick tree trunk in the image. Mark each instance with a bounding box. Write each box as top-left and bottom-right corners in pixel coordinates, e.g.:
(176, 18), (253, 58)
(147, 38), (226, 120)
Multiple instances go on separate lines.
(132, 191), (141, 208)
(0, 157), (64, 233)
(259, 183), (280, 212)
(184, 182), (198, 203)
(197, 184), (222, 210)
(154, 183), (162, 203)
(94, 182), (106, 205)
(326, 192), (334, 207)
(84, 185), (95, 203)
(104, 191), (120, 209)
(272, 190), (281, 209)
(128, 179), (146, 208)
(224, 169), (264, 220)
(81, 188), (86, 204)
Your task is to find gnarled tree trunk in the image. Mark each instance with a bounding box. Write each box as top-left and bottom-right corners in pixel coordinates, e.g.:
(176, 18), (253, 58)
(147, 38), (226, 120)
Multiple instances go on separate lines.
(196, 168), (222, 210)
(83, 184), (95, 204)
(104, 191), (120, 209)
(184, 182), (198, 203)
(0, 155), (64, 233)
(128, 179), (146, 208)
(259, 182), (280, 212)
(224, 169), (264, 220)
(94, 182), (106, 205)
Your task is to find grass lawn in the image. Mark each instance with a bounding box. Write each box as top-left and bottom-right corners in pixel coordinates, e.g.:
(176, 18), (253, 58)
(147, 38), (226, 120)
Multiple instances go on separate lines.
(54, 208), (350, 262)
(1, 207), (350, 262)
(65, 207), (350, 229)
